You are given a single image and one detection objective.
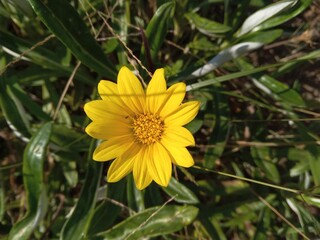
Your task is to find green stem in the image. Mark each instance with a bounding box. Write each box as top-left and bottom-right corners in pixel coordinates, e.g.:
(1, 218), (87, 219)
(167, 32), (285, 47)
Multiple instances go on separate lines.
(192, 165), (300, 194)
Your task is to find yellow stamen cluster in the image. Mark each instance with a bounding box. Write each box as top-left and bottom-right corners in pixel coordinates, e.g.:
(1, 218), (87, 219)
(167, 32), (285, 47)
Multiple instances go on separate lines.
(132, 113), (164, 145)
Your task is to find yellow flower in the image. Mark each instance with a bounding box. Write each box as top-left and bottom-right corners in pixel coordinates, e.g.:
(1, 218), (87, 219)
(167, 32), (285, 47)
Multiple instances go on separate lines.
(84, 66), (200, 190)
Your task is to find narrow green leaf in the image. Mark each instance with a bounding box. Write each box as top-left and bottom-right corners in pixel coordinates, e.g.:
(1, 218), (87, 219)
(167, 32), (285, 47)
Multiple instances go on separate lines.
(185, 118), (203, 134)
(204, 89), (229, 169)
(53, 151), (79, 187)
(0, 31), (94, 85)
(8, 122), (52, 240)
(256, 0), (312, 31)
(0, 172), (5, 222)
(26, 0), (117, 78)
(94, 205), (198, 240)
(198, 213), (225, 240)
(60, 139), (103, 240)
(259, 75), (306, 107)
(0, 76), (30, 140)
(185, 12), (231, 36)
(0, 30), (66, 70)
(239, 29), (283, 44)
(237, 0), (297, 36)
(50, 124), (91, 152)
(186, 42), (263, 80)
(141, 1), (175, 64)
(162, 177), (199, 204)
(251, 147), (280, 183)
(10, 83), (51, 121)
(87, 181), (126, 236)
(305, 144), (320, 186)
(235, 58), (306, 107)
(287, 198), (320, 235)
(275, 49), (320, 76)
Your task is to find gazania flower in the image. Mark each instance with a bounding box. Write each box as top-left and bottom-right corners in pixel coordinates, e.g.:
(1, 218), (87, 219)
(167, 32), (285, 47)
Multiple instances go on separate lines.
(84, 66), (200, 190)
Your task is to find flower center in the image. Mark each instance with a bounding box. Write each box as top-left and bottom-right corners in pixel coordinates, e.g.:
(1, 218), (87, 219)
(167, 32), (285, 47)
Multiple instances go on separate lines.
(132, 113), (164, 145)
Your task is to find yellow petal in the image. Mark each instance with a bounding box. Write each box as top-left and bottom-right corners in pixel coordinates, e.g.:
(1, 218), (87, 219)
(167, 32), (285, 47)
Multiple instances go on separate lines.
(98, 80), (133, 114)
(85, 121), (131, 140)
(107, 156), (135, 182)
(146, 68), (167, 113)
(84, 100), (129, 122)
(160, 82), (186, 117)
(165, 146), (194, 167)
(164, 101), (200, 126)
(106, 143), (140, 182)
(93, 135), (133, 161)
(133, 146), (153, 190)
(161, 126), (195, 147)
(117, 66), (145, 113)
(147, 143), (172, 187)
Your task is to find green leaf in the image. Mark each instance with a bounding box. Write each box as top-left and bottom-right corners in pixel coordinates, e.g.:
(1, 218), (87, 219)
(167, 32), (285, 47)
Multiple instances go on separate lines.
(256, 0), (312, 31)
(185, 12), (231, 36)
(305, 144), (320, 186)
(204, 89), (229, 169)
(26, 0), (117, 78)
(185, 118), (203, 134)
(259, 75), (306, 107)
(50, 124), (91, 152)
(0, 30), (66, 70)
(87, 181), (126, 235)
(235, 58), (306, 107)
(60, 139), (103, 240)
(239, 29), (283, 45)
(251, 147), (280, 183)
(53, 151), (79, 187)
(287, 198), (320, 235)
(253, 208), (271, 240)
(237, 0), (297, 37)
(187, 42), (263, 80)
(10, 83), (51, 121)
(94, 205), (198, 240)
(162, 177), (199, 204)
(141, 1), (175, 65)
(0, 31), (94, 85)
(0, 76), (30, 140)
(8, 122), (52, 240)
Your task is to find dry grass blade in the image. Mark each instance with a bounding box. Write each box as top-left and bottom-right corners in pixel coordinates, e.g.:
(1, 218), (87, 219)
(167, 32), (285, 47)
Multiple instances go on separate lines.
(254, 192), (310, 240)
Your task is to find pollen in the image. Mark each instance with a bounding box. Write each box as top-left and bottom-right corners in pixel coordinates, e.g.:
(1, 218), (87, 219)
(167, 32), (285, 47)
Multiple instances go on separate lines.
(132, 113), (164, 145)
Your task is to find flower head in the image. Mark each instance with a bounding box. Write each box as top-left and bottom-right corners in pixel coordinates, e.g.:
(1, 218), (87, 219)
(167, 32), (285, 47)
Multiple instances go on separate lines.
(84, 66), (200, 190)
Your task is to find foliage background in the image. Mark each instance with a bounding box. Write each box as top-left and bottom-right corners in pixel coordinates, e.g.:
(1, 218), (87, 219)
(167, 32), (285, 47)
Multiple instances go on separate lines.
(1, 0), (320, 239)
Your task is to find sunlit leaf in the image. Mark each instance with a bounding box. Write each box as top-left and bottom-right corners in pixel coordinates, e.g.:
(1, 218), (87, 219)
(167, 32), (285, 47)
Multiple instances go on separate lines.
(237, 0), (297, 36)
(94, 205), (198, 240)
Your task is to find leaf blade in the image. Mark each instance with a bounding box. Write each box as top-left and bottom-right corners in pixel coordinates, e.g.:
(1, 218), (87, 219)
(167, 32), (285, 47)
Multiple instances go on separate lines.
(27, 0), (117, 78)
(8, 122), (52, 240)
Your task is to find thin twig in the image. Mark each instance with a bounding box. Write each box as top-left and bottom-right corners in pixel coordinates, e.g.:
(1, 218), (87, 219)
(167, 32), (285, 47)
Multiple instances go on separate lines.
(79, 0), (97, 36)
(105, 197), (136, 215)
(98, 11), (153, 80)
(124, 196), (176, 240)
(96, 33), (141, 41)
(52, 61), (81, 121)
(40, 194), (65, 240)
(254, 192), (310, 240)
(0, 34), (55, 76)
